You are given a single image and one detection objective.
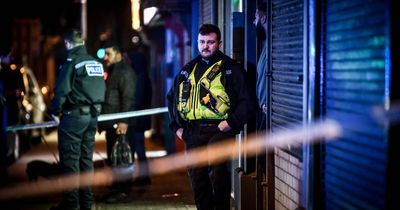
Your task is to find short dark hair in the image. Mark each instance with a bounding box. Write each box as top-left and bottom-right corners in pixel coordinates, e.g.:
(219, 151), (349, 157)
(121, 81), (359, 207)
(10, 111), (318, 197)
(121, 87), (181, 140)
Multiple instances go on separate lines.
(103, 41), (121, 53)
(106, 46), (122, 55)
(64, 29), (84, 44)
(198, 24), (221, 41)
(257, 2), (267, 12)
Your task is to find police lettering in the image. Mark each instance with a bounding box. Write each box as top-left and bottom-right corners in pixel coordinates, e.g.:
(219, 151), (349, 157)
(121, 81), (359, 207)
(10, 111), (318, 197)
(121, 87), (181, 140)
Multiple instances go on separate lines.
(85, 64), (104, 76)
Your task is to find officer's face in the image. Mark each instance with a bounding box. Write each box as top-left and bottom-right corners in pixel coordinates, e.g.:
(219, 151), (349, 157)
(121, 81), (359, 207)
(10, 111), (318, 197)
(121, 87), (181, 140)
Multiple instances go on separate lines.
(198, 33), (221, 58)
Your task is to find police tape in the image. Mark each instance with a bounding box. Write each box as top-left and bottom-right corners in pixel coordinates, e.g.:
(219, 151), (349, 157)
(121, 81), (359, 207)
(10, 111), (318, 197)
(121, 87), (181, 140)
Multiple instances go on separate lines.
(0, 119), (342, 200)
(5, 107), (169, 132)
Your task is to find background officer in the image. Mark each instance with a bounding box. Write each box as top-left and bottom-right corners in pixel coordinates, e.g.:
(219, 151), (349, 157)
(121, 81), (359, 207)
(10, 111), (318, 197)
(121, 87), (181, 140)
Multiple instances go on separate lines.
(167, 24), (257, 210)
(50, 29), (105, 210)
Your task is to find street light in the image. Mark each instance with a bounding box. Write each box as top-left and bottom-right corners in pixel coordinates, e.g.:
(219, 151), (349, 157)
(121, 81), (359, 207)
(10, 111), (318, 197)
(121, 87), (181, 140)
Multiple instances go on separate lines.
(143, 6), (158, 25)
(131, 0), (140, 30)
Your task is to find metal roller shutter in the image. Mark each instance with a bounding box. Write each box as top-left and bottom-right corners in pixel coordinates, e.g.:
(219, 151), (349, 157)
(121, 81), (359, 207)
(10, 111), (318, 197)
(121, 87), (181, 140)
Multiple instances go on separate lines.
(322, 0), (389, 209)
(200, 0), (213, 24)
(271, 0), (304, 158)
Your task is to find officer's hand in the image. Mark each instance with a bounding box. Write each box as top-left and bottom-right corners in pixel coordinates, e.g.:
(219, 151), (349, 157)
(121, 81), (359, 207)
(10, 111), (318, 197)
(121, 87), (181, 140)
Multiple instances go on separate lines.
(116, 122), (128, 135)
(176, 128), (184, 140)
(218, 120), (231, 132)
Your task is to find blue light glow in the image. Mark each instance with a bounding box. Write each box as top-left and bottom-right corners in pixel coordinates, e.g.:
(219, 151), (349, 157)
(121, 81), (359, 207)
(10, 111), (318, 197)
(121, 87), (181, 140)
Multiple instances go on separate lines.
(97, 48), (105, 59)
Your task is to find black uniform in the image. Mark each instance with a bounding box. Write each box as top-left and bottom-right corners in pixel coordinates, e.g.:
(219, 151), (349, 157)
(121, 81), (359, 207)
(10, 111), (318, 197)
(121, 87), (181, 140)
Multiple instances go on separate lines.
(51, 45), (105, 210)
(167, 51), (256, 210)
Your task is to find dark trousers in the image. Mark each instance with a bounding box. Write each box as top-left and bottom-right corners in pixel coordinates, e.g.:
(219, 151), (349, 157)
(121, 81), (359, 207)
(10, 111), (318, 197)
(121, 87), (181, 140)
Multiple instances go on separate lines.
(57, 113), (97, 210)
(182, 122), (235, 210)
(127, 130), (149, 178)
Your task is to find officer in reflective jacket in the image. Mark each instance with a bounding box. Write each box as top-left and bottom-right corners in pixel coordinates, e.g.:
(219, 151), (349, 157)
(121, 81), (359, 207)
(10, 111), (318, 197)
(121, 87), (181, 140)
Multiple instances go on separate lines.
(167, 24), (257, 210)
(50, 29), (105, 210)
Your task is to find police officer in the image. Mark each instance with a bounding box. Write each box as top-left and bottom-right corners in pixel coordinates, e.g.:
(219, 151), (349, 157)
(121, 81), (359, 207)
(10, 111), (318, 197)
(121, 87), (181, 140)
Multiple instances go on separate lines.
(167, 24), (256, 210)
(50, 29), (105, 210)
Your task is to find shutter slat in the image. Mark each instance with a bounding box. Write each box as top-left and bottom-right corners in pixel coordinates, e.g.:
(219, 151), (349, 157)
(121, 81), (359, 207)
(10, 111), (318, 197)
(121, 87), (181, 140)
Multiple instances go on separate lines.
(271, 0), (304, 159)
(323, 0), (388, 209)
(200, 0), (212, 24)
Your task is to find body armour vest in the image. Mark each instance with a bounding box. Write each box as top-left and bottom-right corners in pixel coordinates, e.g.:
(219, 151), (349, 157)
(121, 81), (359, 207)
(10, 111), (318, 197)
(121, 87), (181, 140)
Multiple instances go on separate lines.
(177, 60), (230, 120)
(70, 59), (105, 105)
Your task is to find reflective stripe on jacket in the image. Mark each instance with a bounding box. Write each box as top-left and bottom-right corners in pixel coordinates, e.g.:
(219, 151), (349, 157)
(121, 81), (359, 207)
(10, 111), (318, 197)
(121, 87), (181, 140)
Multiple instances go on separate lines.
(177, 60), (230, 120)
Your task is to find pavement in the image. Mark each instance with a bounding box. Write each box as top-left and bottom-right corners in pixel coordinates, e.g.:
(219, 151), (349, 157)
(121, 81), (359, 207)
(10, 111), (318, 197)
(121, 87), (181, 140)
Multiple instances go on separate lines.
(1, 130), (196, 210)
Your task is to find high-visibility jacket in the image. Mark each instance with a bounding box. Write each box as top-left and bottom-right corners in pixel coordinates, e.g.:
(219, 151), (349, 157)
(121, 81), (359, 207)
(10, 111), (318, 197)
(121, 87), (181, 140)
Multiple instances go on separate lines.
(167, 50), (257, 134)
(177, 60), (230, 120)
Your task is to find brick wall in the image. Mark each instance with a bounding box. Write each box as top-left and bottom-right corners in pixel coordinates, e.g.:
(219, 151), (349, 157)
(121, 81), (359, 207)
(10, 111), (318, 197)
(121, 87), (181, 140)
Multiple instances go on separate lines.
(274, 148), (302, 210)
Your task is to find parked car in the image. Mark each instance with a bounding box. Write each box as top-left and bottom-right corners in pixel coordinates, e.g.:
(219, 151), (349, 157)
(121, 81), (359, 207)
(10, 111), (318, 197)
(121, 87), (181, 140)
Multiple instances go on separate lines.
(1, 57), (46, 165)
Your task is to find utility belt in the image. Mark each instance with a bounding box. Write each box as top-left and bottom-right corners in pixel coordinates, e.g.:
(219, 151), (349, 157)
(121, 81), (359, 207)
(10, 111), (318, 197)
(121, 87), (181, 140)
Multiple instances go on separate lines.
(63, 104), (102, 117)
(185, 120), (221, 128)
